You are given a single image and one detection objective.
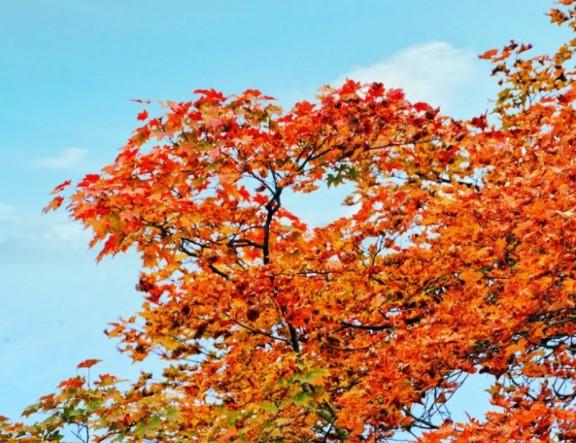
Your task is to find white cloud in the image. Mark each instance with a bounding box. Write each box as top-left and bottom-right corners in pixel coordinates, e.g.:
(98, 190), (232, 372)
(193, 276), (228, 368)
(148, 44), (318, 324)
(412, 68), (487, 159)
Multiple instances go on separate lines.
(34, 147), (89, 170)
(336, 41), (495, 117)
(0, 203), (89, 263)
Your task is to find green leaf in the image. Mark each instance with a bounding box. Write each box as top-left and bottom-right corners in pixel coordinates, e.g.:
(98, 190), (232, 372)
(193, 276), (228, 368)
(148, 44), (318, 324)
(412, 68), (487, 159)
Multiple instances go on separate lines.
(225, 409), (241, 425)
(260, 401), (278, 414)
(294, 391), (313, 407)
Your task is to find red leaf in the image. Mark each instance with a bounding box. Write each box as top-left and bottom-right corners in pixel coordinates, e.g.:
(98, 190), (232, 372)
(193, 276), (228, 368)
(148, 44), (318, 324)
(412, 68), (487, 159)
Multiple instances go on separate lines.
(479, 48), (499, 60)
(293, 101), (315, 115)
(558, 87), (576, 104)
(78, 174), (100, 188)
(145, 287), (163, 304)
(42, 196), (64, 213)
(51, 179), (72, 195)
(244, 89), (262, 97)
(387, 88), (405, 101)
(253, 194), (269, 205)
(414, 102), (431, 112)
(193, 89), (226, 103)
(188, 111), (202, 121)
(470, 115), (488, 130)
(58, 376), (85, 389)
(137, 110), (149, 121)
(367, 82), (385, 98)
(340, 79), (361, 95)
(238, 186), (250, 201)
(77, 358), (102, 369)
(148, 118), (162, 128)
(280, 209), (300, 223)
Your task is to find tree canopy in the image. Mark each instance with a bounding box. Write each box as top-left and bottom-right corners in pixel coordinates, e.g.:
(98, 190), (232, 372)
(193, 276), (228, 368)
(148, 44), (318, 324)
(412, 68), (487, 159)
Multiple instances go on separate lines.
(4, 1), (576, 441)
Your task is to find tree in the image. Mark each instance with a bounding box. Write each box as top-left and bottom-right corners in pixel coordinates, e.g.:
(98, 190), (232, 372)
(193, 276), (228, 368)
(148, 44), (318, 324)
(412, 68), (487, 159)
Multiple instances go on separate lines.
(4, 2), (576, 441)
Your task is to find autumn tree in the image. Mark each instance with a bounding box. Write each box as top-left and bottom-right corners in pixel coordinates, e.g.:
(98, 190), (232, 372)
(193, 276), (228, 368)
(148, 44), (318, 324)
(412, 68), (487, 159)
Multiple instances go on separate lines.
(4, 1), (576, 441)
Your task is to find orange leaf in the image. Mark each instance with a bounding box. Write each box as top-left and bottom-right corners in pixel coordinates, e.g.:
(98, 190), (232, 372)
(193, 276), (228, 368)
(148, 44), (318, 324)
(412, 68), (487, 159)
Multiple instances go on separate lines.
(479, 48), (499, 59)
(51, 179), (72, 195)
(58, 376), (85, 389)
(78, 174), (101, 188)
(77, 358), (102, 369)
(42, 196), (64, 213)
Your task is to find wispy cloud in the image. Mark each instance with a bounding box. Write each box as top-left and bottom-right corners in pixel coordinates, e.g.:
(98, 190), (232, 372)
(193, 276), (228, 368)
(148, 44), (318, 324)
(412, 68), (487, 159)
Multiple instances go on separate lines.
(34, 147), (89, 170)
(0, 203), (89, 263)
(336, 41), (495, 117)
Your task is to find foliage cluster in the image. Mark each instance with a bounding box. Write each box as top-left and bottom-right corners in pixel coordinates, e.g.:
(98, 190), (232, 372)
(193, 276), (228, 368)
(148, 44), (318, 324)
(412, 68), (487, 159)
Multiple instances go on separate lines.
(4, 2), (576, 441)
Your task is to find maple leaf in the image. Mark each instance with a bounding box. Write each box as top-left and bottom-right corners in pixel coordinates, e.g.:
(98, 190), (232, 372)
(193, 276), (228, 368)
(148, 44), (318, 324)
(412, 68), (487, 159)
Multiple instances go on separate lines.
(238, 186), (250, 201)
(77, 174), (100, 188)
(557, 86), (576, 103)
(414, 102), (431, 112)
(42, 195), (64, 213)
(479, 48), (499, 59)
(387, 88), (405, 101)
(470, 114), (488, 129)
(51, 179), (72, 194)
(77, 358), (102, 369)
(57, 376), (85, 389)
(339, 79), (361, 95)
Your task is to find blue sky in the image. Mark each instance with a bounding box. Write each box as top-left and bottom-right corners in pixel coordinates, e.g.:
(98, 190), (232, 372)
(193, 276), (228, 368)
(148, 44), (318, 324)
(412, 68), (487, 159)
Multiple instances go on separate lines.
(0, 0), (570, 425)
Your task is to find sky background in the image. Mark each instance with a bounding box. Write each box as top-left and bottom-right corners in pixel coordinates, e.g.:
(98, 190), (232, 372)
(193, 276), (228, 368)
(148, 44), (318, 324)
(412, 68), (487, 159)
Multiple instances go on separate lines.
(0, 0), (571, 427)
